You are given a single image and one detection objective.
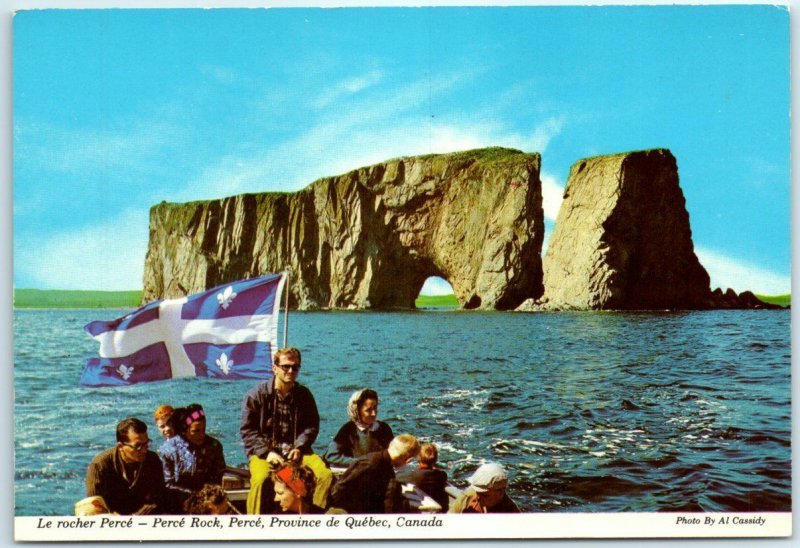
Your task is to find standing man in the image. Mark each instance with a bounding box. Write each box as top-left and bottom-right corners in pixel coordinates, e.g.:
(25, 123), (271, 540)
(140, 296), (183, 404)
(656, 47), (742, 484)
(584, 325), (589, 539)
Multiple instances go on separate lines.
(240, 347), (332, 514)
(85, 417), (165, 514)
(449, 462), (520, 513)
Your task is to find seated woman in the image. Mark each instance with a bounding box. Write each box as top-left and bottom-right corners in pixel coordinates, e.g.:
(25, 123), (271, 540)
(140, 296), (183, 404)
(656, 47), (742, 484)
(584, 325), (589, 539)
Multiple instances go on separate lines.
(273, 462), (324, 514)
(158, 404), (226, 511)
(184, 484), (240, 515)
(324, 388), (393, 468)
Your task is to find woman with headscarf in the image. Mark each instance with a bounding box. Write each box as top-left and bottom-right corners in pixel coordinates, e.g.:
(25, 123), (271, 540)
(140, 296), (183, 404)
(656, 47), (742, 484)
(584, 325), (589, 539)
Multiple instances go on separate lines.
(323, 388), (394, 468)
(158, 403), (226, 512)
(272, 462), (325, 514)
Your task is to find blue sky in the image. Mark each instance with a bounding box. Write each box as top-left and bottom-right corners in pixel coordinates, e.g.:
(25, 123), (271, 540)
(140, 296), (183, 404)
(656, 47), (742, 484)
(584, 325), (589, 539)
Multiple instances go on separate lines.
(13, 6), (790, 295)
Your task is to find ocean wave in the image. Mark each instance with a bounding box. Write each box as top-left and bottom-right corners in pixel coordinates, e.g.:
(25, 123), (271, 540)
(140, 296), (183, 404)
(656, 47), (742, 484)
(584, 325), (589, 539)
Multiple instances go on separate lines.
(13, 309), (791, 514)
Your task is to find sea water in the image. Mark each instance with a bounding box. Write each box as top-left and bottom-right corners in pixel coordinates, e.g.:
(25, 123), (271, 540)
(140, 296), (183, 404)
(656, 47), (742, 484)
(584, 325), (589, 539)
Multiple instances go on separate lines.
(13, 309), (791, 515)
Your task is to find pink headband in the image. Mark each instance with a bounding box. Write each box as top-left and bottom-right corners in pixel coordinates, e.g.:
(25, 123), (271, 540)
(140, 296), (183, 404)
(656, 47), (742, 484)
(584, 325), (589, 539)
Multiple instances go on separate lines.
(185, 409), (205, 426)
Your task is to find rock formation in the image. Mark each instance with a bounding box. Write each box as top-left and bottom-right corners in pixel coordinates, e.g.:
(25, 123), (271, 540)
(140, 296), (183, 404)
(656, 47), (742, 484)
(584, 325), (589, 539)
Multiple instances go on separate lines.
(524, 149), (712, 310)
(708, 288), (785, 310)
(143, 147), (544, 310)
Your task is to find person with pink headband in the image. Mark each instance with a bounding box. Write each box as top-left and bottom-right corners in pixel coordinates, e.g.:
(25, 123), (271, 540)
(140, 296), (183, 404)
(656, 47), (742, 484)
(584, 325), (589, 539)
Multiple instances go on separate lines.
(272, 463), (324, 514)
(158, 403), (226, 513)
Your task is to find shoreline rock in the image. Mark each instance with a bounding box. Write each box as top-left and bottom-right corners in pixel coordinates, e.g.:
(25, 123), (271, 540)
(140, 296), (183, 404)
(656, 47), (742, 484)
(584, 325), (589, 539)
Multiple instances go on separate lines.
(536, 149), (713, 311)
(143, 146), (785, 312)
(143, 147), (544, 310)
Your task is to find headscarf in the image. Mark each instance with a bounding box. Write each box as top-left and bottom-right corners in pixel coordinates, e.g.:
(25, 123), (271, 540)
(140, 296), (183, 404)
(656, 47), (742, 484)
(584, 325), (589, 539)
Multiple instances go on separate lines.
(347, 388), (380, 432)
(275, 465), (309, 498)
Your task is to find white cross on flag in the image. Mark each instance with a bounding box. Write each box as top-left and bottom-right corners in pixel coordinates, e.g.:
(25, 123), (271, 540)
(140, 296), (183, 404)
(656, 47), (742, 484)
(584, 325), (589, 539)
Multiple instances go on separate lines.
(80, 273), (285, 387)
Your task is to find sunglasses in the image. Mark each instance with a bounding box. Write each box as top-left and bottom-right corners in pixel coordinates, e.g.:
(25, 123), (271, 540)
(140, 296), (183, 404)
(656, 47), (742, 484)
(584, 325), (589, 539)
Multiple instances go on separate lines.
(277, 364), (301, 373)
(122, 440), (151, 451)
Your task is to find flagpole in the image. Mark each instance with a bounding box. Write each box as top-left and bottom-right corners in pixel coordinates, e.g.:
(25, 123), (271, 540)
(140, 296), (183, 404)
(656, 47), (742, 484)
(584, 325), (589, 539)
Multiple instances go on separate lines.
(282, 270), (290, 348)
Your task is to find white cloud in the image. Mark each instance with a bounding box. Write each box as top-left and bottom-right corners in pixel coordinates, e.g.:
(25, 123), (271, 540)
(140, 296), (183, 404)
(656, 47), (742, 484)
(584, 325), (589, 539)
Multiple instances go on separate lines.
(695, 246), (790, 295)
(200, 64), (236, 85)
(541, 223), (553, 258)
(17, 73), (572, 291)
(312, 70), (384, 109)
(521, 116), (565, 153)
(179, 74), (494, 198)
(316, 106), (565, 178)
(15, 120), (177, 175)
(15, 209), (148, 290)
(178, 111), (568, 211)
(540, 171), (564, 222)
(419, 276), (454, 296)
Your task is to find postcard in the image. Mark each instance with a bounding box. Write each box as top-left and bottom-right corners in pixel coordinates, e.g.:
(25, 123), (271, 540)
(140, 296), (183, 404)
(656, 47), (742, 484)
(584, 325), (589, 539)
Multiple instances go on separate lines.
(11, 2), (791, 542)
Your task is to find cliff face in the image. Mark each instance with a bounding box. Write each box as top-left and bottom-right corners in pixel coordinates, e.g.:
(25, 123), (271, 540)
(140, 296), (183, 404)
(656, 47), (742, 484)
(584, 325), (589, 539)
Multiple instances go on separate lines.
(530, 149), (712, 310)
(143, 147), (545, 310)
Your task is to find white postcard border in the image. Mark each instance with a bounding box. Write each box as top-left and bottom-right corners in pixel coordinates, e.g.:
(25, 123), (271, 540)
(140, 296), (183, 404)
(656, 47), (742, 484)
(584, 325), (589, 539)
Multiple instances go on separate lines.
(14, 512), (791, 541)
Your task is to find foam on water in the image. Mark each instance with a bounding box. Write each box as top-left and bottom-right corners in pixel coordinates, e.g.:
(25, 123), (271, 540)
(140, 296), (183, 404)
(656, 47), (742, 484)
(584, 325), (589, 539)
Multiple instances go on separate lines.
(13, 308), (791, 515)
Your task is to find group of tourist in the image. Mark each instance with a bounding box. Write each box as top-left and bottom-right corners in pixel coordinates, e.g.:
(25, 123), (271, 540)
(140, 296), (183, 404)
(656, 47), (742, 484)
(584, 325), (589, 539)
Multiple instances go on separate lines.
(78, 347), (519, 516)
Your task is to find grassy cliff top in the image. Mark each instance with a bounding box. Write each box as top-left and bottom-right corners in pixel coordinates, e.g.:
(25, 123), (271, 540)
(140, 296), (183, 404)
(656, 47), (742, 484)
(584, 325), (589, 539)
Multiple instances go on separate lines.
(151, 147), (537, 209)
(410, 146), (530, 163)
(755, 294), (791, 307)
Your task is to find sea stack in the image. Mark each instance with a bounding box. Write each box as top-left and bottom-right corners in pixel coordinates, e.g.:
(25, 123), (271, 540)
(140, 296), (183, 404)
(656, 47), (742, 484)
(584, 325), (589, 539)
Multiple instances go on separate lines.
(532, 148), (711, 310)
(143, 147), (545, 310)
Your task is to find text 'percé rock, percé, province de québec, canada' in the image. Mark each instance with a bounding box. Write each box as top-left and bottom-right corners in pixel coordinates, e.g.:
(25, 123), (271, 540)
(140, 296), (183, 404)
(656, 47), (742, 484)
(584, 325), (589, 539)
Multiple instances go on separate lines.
(142, 147), (545, 310)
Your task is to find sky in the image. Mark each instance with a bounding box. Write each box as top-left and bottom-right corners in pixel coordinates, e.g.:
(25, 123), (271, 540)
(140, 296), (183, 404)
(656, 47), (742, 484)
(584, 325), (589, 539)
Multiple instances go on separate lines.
(12, 6), (791, 296)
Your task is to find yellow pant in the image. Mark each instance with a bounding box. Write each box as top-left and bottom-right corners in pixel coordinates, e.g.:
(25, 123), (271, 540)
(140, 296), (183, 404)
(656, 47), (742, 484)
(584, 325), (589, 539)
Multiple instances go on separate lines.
(246, 453), (333, 514)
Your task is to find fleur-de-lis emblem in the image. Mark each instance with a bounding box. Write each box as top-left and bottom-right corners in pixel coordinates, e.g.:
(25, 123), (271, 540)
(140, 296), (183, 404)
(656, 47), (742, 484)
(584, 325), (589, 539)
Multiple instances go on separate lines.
(216, 286), (238, 310)
(117, 364), (134, 380)
(216, 353), (233, 375)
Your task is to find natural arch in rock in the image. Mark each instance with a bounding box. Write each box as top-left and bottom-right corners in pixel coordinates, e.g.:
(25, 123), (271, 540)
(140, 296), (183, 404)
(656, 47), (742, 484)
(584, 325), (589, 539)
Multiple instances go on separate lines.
(417, 276), (456, 304)
(143, 147), (545, 310)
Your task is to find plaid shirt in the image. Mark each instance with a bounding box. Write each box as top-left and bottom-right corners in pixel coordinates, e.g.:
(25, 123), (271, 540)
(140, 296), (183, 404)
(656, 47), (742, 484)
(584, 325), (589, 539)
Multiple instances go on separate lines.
(273, 389), (295, 447)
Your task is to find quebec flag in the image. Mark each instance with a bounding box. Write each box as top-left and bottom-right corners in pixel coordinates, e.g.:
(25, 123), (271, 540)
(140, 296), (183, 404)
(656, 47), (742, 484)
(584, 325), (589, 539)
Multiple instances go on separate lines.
(80, 273), (286, 387)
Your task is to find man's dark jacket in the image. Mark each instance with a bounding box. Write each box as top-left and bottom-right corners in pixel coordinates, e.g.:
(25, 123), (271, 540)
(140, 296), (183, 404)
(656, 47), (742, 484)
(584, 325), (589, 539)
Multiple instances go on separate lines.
(329, 450), (407, 514)
(239, 379), (319, 459)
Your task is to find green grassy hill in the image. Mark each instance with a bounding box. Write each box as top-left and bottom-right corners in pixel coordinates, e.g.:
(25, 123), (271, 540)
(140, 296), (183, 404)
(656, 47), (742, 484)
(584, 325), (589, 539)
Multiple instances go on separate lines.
(13, 289), (789, 310)
(415, 294), (459, 308)
(16, 289), (454, 309)
(415, 293), (792, 309)
(755, 294), (791, 307)
(14, 289), (142, 309)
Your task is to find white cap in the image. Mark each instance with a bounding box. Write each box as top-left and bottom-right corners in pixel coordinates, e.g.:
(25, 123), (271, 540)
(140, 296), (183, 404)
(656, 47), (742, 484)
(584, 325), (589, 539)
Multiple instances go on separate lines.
(468, 462), (508, 493)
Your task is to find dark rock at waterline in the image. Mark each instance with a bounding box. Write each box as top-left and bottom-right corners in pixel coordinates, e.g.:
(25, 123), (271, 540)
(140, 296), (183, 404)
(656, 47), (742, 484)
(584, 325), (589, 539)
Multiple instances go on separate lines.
(707, 288), (786, 310)
(621, 399), (641, 411)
